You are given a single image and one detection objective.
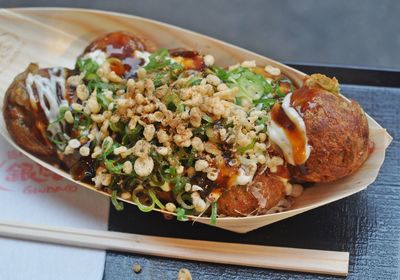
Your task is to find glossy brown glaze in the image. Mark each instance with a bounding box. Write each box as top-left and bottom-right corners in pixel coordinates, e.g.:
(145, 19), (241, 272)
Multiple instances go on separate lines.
(3, 64), (70, 163)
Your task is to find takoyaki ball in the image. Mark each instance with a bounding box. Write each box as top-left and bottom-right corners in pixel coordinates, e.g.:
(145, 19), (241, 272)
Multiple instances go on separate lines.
(217, 174), (286, 217)
(3, 64), (73, 163)
(83, 31), (156, 56)
(82, 31), (157, 78)
(289, 75), (371, 182)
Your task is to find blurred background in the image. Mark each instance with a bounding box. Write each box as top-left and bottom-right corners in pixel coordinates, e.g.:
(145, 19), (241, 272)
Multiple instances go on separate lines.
(2, 0), (399, 69)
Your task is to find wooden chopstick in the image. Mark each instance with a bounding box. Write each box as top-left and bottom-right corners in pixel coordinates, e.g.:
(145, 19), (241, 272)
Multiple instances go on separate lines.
(0, 220), (349, 276)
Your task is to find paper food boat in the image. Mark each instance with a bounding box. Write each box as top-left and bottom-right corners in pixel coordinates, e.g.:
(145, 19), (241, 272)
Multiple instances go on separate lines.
(0, 8), (392, 233)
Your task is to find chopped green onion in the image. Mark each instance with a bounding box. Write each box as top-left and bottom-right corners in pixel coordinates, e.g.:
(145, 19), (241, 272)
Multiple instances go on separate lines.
(176, 207), (188, 222)
(210, 202), (217, 225)
(105, 159), (123, 174)
(254, 98), (276, 108)
(96, 93), (111, 110)
(148, 189), (165, 209)
(212, 66), (230, 81)
(48, 132), (68, 150)
(122, 125), (143, 147)
(111, 190), (124, 211)
(237, 139), (256, 154)
(172, 176), (188, 194)
(144, 49), (172, 72)
(76, 58), (99, 80)
(134, 196), (155, 212)
(109, 121), (124, 133)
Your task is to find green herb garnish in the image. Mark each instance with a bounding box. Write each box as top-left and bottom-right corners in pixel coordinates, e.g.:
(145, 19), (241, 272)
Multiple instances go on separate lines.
(76, 58), (99, 80)
(111, 190), (124, 211)
(176, 207), (188, 221)
(210, 202), (217, 225)
(144, 49), (172, 72)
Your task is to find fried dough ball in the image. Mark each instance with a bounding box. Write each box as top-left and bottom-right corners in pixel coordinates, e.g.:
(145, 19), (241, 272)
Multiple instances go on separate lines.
(217, 174), (286, 217)
(83, 31), (156, 55)
(289, 75), (371, 182)
(3, 64), (72, 162)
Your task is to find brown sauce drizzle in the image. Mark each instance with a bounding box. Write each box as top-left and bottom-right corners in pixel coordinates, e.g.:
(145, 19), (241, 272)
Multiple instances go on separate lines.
(271, 102), (307, 165)
(215, 161), (238, 189)
(85, 32), (146, 79)
(290, 87), (321, 113)
(169, 49), (205, 71)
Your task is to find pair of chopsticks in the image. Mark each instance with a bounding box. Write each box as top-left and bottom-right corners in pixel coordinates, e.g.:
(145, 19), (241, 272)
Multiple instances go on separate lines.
(0, 220), (349, 276)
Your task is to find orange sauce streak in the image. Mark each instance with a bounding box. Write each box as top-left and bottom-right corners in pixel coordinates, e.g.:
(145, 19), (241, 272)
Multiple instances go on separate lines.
(290, 87), (321, 112)
(271, 103), (307, 165)
(215, 161), (238, 188)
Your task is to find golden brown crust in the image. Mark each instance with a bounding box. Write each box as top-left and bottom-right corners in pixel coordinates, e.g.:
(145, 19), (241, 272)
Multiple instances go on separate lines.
(289, 87), (370, 182)
(4, 64), (55, 158)
(217, 174), (286, 216)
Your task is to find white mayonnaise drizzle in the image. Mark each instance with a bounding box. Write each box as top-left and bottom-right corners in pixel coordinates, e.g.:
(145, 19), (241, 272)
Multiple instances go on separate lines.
(235, 162), (258, 186)
(82, 49), (107, 65)
(25, 68), (68, 137)
(268, 93), (311, 165)
(134, 50), (151, 66)
(235, 168), (253, 185)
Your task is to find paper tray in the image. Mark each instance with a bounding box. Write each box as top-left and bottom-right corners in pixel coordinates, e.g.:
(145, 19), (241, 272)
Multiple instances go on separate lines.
(0, 8), (392, 233)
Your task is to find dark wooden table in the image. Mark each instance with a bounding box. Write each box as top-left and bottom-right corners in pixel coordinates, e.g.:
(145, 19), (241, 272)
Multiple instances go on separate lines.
(103, 65), (400, 280)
